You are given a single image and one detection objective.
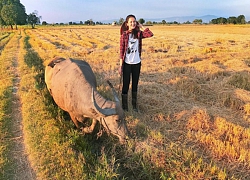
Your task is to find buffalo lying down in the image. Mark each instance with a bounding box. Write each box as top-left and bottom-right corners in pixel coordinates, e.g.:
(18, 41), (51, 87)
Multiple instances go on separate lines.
(45, 57), (129, 143)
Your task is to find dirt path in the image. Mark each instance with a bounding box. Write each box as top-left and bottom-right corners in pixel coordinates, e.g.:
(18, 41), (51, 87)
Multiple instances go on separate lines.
(6, 32), (36, 180)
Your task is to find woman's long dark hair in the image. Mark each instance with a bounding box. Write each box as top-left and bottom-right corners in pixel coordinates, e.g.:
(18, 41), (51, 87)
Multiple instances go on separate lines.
(120, 14), (140, 38)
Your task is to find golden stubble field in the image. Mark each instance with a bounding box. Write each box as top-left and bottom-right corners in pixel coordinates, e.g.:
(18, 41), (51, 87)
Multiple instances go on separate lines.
(22, 24), (250, 179)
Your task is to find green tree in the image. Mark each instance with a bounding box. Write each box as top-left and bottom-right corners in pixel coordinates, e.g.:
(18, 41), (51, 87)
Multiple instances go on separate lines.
(228, 16), (237, 24)
(218, 17), (227, 24)
(211, 18), (218, 24)
(211, 17), (227, 24)
(0, 15), (5, 27)
(193, 19), (202, 24)
(1, 4), (17, 29)
(42, 21), (47, 25)
(0, 0), (26, 29)
(146, 21), (153, 25)
(16, 3), (26, 25)
(183, 20), (191, 24)
(0, 1), (5, 27)
(119, 17), (124, 25)
(84, 19), (94, 25)
(162, 20), (166, 25)
(237, 15), (246, 24)
(89, 19), (94, 25)
(27, 10), (41, 29)
(138, 18), (145, 24)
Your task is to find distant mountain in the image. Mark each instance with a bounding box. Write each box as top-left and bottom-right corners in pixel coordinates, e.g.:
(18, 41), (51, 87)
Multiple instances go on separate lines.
(100, 15), (218, 24)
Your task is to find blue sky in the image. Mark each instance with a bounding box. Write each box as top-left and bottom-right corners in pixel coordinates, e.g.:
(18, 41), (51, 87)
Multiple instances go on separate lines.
(20, 0), (250, 23)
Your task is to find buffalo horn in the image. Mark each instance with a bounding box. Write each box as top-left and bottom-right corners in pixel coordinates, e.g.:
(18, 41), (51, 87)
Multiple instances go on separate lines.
(91, 88), (116, 116)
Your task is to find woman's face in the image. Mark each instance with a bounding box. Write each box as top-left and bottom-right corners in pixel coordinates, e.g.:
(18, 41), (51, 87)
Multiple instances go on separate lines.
(126, 17), (137, 31)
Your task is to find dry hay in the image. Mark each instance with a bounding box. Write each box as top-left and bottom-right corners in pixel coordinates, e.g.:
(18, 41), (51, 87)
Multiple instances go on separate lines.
(24, 25), (250, 179)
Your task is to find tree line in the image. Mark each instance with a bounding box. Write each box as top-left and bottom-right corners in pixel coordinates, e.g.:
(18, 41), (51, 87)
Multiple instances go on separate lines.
(210, 15), (246, 24)
(120, 15), (248, 25)
(0, 0), (40, 29)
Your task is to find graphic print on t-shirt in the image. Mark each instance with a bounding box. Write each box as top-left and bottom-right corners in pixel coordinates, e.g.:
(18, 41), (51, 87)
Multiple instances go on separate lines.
(125, 34), (140, 64)
(127, 39), (137, 54)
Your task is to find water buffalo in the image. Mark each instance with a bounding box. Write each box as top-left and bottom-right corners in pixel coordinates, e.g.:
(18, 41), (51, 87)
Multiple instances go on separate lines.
(45, 57), (129, 143)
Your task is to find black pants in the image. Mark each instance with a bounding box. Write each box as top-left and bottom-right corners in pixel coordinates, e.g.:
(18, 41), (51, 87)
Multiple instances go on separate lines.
(122, 62), (141, 94)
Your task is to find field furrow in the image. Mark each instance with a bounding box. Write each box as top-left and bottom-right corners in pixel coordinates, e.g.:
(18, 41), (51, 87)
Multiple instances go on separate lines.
(0, 30), (36, 179)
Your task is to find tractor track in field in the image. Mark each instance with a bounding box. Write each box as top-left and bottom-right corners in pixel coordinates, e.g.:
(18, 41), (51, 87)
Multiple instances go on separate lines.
(5, 32), (36, 180)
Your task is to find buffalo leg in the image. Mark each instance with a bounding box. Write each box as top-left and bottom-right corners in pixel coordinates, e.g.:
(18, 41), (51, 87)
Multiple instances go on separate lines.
(69, 113), (81, 129)
(81, 119), (97, 133)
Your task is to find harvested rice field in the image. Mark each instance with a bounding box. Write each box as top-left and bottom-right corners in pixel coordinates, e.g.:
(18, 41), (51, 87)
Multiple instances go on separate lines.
(1, 24), (250, 179)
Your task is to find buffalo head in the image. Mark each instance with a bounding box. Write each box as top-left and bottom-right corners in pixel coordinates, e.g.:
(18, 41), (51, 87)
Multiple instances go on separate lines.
(92, 81), (130, 143)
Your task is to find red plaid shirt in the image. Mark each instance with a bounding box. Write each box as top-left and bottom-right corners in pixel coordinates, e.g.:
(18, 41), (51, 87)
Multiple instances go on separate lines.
(120, 28), (153, 62)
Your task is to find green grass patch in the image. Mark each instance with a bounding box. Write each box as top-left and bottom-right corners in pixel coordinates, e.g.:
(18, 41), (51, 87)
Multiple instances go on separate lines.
(0, 32), (18, 179)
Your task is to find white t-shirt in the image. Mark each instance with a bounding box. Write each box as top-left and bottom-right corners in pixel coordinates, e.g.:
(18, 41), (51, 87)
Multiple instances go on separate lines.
(125, 34), (141, 64)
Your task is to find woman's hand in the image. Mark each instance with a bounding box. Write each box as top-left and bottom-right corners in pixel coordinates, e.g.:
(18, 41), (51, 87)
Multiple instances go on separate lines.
(118, 66), (123, 75)
(118, 59), (123, 75)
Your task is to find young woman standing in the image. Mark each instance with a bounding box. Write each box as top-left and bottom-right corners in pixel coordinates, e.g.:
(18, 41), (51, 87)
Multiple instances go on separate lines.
(119, 14), (153, 112)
